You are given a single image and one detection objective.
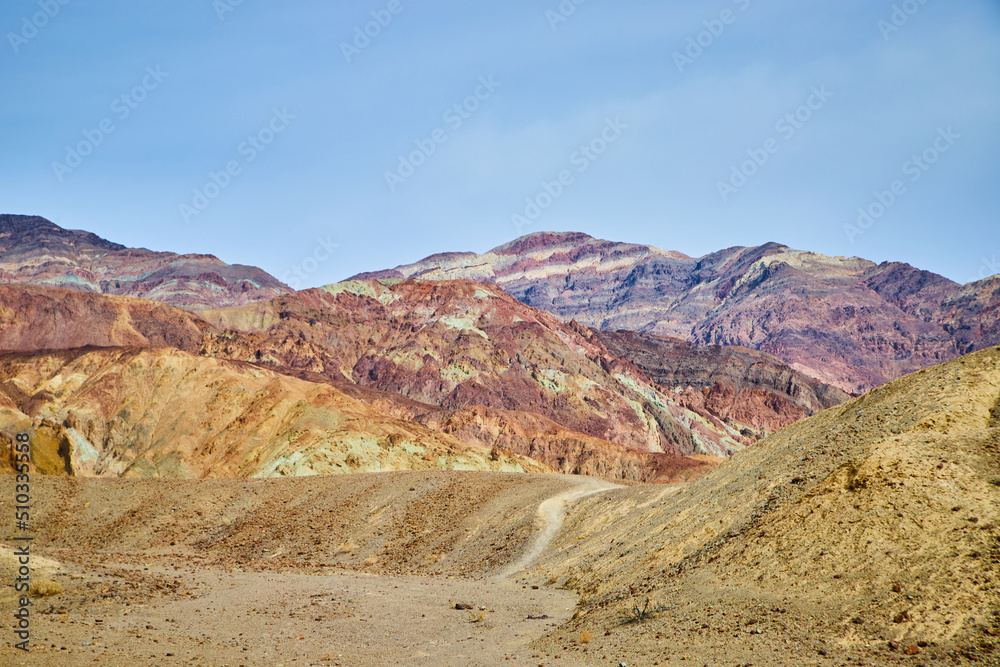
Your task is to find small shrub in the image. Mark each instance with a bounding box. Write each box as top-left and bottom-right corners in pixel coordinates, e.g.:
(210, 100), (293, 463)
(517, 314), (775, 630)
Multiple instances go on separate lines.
(579, 631), (592, 644)
(31, 580), (63, 597)
(621, 597), (673, 625)
(334, 542), (355, 555)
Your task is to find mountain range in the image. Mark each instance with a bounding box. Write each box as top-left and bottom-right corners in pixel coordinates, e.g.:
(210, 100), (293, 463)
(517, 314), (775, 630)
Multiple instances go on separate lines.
(355, 231), (1000, 394)
(2, 216), (998, 483)
(0, 214), (290, 309)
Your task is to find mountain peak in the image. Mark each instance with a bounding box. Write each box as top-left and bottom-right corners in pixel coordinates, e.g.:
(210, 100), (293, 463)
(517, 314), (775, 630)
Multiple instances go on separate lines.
(0, 213), (290, 309)
(492, 231), (596, 255)
(351, 232), (998, 394)
(0, 214), (126, 253)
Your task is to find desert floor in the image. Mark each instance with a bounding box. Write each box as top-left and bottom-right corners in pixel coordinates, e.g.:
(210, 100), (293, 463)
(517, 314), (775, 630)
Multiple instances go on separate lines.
(2, 470), (995, 666)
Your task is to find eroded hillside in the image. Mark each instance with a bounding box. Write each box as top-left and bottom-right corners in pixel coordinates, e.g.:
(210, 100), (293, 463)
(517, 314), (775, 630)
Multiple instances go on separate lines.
(198, 279), (748, 458)
(523, 344), (1000, 664)
(0, 347), (546, 478)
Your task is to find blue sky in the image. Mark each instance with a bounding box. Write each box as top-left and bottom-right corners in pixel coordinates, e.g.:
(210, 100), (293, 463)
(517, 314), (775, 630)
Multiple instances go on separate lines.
(2, 0), (998, 288)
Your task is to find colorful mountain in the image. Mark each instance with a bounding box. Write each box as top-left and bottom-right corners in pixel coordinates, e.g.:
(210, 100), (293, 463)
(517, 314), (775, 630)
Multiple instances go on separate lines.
(0, 215), (290, 309)
(354, 231), (1000, 394)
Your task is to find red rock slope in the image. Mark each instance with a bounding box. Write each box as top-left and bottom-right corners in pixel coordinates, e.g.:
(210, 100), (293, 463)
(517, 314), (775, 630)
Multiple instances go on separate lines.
(0, 347), (548, 478)
(198, 280), (749, 458)
(0, 284), (719, 481)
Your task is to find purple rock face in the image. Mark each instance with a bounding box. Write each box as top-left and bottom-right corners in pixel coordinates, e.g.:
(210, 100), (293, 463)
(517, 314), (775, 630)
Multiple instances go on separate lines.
(592, 328), (850, 436)
(0, 215), (291, 310)
(354, 231), (1000, 394)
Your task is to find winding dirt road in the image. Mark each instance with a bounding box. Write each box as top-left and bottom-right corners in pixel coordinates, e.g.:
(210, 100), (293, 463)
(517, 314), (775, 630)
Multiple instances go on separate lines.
(498, 477), (620, 579)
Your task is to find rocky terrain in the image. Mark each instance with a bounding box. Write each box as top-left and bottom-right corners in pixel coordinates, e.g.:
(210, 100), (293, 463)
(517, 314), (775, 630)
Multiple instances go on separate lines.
(0, 215), (290, 309)
(0, 346), (548, 478)
(197, 280), (748, 458)
(0, 284), (208, 353)
(2, 345), (997, 665)
(594, 329), (850, 437)
(0, 283), (720, 481)
(357, 231), (1000, 394)
(527, 343), (1000, 665)
(0, 219), (870, 478)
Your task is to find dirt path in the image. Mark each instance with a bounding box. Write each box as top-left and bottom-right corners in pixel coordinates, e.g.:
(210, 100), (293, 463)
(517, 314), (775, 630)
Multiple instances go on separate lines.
(1, 473), (621, 666)
(498, 477), (620, 579)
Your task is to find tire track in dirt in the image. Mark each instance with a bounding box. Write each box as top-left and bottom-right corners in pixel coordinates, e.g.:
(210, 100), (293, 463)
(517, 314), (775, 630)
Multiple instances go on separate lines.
(498, 477), (620, 578)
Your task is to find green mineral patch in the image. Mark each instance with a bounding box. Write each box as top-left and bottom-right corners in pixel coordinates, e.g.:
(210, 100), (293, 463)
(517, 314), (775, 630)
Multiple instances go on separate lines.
(400, 442), (427, 457)
(613, 373), (672, 412)
(322, 281), (399, 305)
(439, 314), (488, 339)
(534, 368), (569, 393)
(66, 428), (100, 469)
(441, 362), (478, 386)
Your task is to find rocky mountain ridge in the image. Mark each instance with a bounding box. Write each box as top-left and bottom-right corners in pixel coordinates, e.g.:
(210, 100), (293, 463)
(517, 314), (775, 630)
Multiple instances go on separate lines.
(0, 346), (548, 478)
(0, 283), (731, 481)
(593, 329), (850, 435)
(0, 215), (290, 309)
(356, 231), (1000, 394)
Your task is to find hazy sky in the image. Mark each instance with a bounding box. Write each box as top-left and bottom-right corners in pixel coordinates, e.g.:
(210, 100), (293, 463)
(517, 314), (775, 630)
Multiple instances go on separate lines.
(2, 0), (998, 288)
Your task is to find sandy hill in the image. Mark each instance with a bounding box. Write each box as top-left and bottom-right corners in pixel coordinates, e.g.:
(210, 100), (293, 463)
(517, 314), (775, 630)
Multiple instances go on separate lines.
(523, 343), (1000, 664)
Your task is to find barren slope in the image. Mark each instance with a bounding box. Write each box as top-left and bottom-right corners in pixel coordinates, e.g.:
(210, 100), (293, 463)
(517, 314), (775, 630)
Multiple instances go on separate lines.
(0, 283), (720, 481)
(0, 284), (208, 352)
(525, 344), (1000, 665)
(2, 345), (997, 665)
(594, 328), (850, 437)
(198, 280), (748, 458)
(0, 473), (590, 666)
(0, 347), (547, 478)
